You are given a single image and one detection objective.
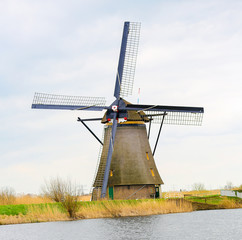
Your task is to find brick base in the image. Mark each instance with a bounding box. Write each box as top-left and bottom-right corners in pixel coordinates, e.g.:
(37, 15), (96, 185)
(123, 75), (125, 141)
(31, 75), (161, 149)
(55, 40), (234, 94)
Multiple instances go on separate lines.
(110, 185), (161, 200)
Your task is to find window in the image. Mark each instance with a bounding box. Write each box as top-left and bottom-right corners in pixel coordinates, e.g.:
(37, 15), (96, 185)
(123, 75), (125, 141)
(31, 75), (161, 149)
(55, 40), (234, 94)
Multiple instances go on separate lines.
(146, 152), (149, 160)
(150, 168), (155, 177)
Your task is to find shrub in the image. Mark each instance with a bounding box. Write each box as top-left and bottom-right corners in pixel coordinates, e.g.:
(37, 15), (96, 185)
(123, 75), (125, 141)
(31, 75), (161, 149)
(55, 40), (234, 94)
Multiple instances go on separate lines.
(41, 177), (81, 219)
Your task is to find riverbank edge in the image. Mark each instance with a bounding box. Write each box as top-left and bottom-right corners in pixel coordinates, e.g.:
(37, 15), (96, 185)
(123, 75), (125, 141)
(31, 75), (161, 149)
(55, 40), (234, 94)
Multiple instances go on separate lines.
(0, 199), (241, 225)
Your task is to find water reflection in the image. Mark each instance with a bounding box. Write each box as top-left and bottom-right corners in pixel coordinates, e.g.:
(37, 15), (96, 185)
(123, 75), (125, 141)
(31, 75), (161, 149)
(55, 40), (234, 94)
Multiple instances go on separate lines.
(0, 209), (241, 240)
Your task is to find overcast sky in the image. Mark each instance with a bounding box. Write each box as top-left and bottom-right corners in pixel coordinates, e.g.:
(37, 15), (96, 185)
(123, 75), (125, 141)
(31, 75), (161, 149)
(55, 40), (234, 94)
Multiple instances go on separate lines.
(1, 0), (242, 194)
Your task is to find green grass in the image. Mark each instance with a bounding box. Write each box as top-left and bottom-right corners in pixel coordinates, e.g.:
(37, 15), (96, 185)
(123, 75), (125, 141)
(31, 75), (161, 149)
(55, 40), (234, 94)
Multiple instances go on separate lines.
(0, 203), (66, 216)
(185, 195), (222, 205)
(226, 196), (242, 203)
(0, 204), (28, 216)
(185, 195), (242, 205)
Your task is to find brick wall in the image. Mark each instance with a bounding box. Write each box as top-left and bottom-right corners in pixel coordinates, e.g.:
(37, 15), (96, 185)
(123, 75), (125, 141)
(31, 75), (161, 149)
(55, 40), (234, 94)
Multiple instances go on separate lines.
(111, 185), (158, 200)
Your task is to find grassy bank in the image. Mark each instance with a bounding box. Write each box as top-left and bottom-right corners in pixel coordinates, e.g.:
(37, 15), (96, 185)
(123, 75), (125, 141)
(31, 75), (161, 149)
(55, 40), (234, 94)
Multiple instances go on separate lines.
(1, 193), (242, 225)
(185, 195), (242, 209)
(0, 203), (68, 225)
(0, 199), (192, 225)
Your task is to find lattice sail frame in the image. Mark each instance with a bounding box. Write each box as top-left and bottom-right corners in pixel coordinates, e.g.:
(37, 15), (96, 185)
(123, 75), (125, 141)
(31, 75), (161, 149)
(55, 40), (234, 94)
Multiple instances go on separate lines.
(120, 22), (141, 98)
(144, 111), (203, 126)
(32, 92), (106, 107)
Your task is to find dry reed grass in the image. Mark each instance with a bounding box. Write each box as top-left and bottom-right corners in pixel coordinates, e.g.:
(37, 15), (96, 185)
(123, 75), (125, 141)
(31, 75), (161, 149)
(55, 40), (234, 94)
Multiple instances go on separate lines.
(218, 198), (242, 209)
(184, 189), (220, 196)
(0, 194), (53, 206)
(163, 189), (221, 199)
(2, 194), (91, 205)
(15, 195), (53, 205)
(78, 194), (91, 201)
(0, 187), (16, 205)
(162, 192), (184, 198)
(77, 199), (193, 219)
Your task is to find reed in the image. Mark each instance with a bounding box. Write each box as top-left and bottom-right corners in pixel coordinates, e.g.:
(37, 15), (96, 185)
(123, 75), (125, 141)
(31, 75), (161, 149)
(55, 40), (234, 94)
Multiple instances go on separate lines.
(162, 189), (221, 199)
(218, 198), (242, 209)
(13, 194), (91, 205)
(185, 189), (221, 196)
(77, 199), (193, 219)
(0, 194), (53, 206)
(15, 195), (53, 205)
(25, 204), (68, 223)
(0, 187), (16, 205)
(78, 194), (91, 201)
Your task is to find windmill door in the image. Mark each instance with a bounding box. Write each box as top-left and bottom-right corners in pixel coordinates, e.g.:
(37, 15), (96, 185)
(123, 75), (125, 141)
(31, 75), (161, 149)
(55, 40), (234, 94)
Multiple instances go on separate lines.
(155, 187), (160, 198)
(109, 187), (114, 200)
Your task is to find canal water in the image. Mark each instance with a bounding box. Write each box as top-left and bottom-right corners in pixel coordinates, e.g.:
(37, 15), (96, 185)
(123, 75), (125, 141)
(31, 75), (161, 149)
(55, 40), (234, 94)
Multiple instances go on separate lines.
(0, 209), (241, 240)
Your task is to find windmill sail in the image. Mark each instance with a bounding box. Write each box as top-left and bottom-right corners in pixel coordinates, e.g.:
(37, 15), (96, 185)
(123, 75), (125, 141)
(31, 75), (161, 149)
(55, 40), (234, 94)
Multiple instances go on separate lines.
(32, 92), (107, 111)
(114, 22), (141, 98)
(124, 103), (204, 126)
(144, 110), (203, 125)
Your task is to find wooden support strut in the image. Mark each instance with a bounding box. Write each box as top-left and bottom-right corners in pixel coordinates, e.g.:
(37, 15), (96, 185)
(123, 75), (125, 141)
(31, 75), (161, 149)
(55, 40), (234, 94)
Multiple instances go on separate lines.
(77, 117), (103, 145)
(152, 112), (167, 156)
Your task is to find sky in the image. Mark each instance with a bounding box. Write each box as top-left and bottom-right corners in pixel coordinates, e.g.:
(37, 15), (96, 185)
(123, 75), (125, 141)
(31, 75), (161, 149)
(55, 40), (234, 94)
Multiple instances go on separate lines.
(1, 0), (242, 194)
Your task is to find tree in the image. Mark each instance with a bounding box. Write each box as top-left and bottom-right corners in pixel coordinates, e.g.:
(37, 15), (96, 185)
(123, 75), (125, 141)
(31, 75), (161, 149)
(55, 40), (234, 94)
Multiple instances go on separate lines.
(41, 177), (81, 218)
(192, 183), (205, 191)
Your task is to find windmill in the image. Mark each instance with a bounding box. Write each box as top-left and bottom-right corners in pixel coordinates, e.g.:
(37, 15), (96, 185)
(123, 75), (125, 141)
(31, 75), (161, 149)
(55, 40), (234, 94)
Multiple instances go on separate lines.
(32, 22), (204, 200)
